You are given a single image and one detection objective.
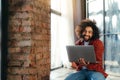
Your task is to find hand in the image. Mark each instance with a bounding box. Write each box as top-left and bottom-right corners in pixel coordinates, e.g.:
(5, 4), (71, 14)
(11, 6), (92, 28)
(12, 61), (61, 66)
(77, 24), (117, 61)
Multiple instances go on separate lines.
(71, 62), (79, 69)
(78, 58), (90, 66)
(75, 38), (83, 44)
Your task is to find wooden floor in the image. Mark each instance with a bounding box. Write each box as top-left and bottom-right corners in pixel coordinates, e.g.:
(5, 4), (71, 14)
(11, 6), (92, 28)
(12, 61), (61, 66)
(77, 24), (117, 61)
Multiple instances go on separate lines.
(50, 68), (120, 80)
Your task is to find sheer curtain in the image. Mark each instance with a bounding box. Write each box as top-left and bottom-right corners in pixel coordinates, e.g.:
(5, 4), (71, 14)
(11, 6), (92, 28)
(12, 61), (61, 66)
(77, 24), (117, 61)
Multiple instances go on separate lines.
(51, 0), (74, 69)
(60, 0), (74, 68)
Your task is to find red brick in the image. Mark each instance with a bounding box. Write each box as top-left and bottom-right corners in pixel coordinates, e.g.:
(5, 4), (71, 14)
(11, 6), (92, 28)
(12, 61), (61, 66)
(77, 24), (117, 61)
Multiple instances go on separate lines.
(13, 12), (32, 19)
(8, 60), (22, 67)
(9, 19), (21, 26)
(7, 75), (22, 80)
(29, 61), (36, 67)
(21, 4), (33, 11)
(8, 47), (21, 53)
(23, 75), (37, 80)
(17, 40), (31, 47)
(8, 67), (37, 75)
(8, 54), (29, 61)
(19, 26), (32, 32)
(36, 53), (43, 60)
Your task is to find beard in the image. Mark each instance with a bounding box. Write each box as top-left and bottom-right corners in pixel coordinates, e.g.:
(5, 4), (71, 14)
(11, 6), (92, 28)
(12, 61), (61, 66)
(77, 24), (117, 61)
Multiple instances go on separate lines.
(82, 35), (92, 42)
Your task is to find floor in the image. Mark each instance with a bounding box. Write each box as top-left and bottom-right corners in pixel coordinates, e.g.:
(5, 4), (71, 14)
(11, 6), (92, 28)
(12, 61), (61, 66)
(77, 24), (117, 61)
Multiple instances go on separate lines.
(50, 68), (120, 80)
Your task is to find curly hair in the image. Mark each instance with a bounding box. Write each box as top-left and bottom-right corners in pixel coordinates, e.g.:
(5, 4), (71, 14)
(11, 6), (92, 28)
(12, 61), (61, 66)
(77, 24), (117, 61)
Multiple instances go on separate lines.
(80, 19), (100, 40)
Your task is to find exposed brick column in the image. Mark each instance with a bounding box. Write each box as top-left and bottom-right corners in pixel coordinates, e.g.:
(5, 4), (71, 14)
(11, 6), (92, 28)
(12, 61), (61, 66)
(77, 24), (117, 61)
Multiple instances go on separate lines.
(7, 0), (50, 80)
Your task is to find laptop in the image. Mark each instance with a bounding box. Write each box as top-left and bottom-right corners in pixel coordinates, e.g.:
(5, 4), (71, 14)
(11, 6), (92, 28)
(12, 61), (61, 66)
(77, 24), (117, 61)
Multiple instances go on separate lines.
(66, 45), (97, 63)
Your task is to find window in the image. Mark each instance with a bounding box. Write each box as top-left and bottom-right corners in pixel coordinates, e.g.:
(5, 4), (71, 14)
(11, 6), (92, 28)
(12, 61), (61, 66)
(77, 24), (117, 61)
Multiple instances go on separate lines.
(86, 0), (120, 77)
(51, 0), (62, 69)
(51, 0), (74, 69)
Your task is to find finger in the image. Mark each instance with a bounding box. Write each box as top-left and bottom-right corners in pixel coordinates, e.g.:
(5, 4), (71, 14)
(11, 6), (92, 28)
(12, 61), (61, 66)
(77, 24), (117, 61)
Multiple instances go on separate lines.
(81, 58), (86, 65)
(87, 61), (90, 64)
(78, 58), (82, 64)
(79, 58), (82, 61)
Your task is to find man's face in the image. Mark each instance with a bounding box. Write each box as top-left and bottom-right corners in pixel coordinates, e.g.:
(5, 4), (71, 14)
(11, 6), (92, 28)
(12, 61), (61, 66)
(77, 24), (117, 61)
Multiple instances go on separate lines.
(82, 26), (93, 41)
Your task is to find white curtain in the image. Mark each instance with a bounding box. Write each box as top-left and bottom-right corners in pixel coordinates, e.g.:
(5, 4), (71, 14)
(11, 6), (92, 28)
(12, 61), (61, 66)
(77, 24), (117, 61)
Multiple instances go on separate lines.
(51, 0), (74, 69)
(60, 0), (74, 68)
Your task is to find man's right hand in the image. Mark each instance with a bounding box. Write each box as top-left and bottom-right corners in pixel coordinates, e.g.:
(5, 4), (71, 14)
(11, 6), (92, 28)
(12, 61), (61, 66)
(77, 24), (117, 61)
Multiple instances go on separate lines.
(78, 58), (90, 66)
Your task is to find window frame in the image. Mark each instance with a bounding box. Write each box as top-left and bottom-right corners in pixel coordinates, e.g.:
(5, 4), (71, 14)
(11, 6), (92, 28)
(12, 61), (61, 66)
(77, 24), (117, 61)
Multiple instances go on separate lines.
(50, 8), (62, 70)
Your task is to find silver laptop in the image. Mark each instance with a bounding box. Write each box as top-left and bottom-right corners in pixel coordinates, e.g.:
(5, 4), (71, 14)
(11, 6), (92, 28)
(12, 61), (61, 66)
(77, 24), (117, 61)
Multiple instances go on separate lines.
(66, 45), (96, 63)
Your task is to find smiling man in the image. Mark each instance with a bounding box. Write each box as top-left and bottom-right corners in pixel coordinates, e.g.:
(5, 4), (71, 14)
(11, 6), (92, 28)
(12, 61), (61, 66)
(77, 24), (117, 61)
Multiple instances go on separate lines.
(65, 19), (108, 80)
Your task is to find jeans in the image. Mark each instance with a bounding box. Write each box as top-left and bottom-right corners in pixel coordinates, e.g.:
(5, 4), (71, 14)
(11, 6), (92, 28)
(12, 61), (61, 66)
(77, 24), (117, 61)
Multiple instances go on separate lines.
(65, 69), (105, 80)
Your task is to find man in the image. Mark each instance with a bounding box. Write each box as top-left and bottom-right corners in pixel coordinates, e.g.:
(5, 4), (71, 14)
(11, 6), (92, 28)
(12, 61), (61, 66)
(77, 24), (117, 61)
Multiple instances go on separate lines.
(74, 19), (95, 45)
(65, 19), (108, 80)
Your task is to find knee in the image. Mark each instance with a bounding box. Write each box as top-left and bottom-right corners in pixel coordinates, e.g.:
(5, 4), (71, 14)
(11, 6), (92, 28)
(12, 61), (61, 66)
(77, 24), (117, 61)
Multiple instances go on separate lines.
(89, 72), (105, 80)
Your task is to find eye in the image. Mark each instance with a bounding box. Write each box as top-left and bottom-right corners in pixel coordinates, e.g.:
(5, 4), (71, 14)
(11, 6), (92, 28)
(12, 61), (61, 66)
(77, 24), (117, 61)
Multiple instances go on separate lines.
(88, 31), (93, 33)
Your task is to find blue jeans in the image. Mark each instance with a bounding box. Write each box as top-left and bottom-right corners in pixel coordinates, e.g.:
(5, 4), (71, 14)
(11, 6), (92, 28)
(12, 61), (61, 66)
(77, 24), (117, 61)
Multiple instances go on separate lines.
(65, 69), (105, 80)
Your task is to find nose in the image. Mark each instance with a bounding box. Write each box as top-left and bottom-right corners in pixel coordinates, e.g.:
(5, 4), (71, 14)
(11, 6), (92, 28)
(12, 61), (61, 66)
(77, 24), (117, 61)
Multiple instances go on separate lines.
(85, 31), (89, 35)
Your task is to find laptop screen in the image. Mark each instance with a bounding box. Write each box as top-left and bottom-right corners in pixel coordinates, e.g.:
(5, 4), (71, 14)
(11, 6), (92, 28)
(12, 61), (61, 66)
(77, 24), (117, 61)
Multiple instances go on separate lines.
(66, 45), (96, 63)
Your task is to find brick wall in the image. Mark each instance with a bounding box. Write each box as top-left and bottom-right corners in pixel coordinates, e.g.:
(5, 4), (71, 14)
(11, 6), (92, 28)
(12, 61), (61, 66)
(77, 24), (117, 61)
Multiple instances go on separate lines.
(7, 0), (50, 80)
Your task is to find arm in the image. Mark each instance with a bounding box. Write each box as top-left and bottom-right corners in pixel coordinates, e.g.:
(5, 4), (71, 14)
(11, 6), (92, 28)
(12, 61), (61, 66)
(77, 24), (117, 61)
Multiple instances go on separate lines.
(75, 38), (83, 45)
